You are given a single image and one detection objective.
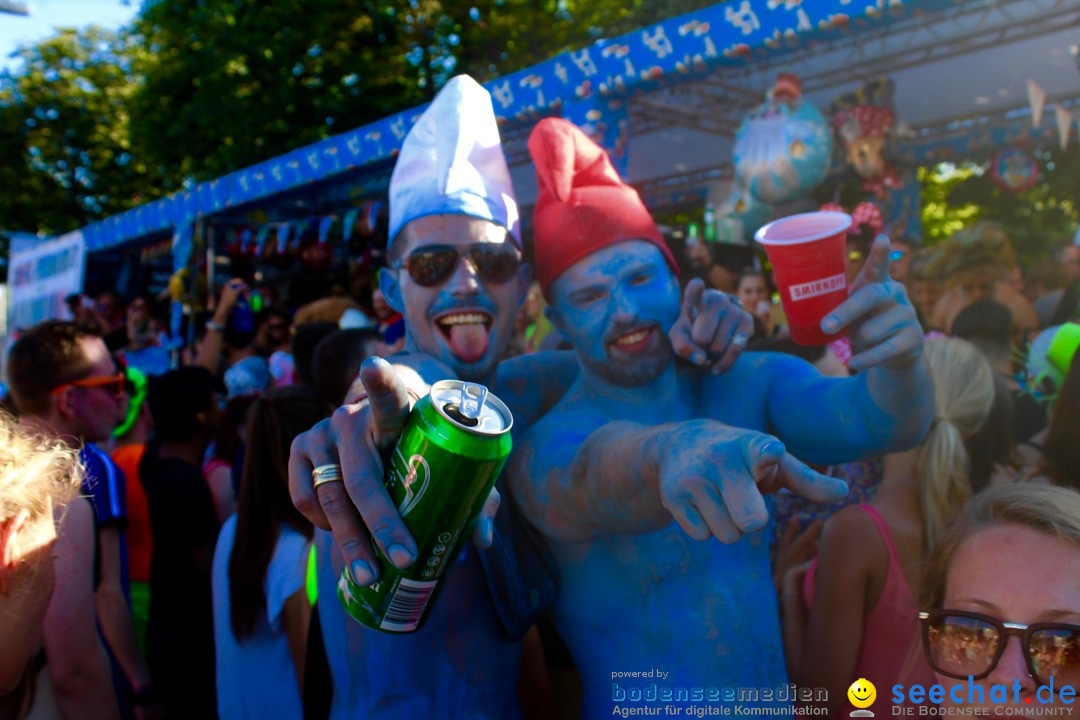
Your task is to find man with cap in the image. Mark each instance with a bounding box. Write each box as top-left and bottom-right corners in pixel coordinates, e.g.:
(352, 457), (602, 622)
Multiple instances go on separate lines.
(289, 76), (760, 717)
(504, 117), (932, 716)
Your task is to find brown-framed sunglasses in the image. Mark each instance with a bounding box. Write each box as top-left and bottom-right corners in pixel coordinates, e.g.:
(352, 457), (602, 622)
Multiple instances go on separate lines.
(920, 609), (1080, 687)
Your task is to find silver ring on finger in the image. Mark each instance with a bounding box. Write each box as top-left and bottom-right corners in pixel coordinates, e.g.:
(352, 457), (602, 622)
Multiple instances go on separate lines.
(312, 463), (344, 489)
(731, 332), (749, 348)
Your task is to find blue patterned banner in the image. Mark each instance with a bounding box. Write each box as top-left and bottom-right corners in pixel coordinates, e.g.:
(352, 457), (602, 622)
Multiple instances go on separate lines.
(563, 97), (631, 178)
(80, 0), (956, 255)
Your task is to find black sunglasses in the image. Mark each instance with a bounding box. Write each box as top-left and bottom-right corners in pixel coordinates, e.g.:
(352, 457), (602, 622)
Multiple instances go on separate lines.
(920, 609), (1080, 687)
(389, 243), (521, 288)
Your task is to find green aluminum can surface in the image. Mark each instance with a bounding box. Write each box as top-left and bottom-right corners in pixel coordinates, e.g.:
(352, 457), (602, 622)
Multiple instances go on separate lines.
(338, 379), (513, 633)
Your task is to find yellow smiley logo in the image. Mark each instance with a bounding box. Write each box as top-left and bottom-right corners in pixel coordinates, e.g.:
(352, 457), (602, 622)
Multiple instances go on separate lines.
(847, 678), (876, 709)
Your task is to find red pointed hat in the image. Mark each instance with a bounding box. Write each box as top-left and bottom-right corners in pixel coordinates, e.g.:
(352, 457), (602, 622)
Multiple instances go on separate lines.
(529, 117), (678, 297)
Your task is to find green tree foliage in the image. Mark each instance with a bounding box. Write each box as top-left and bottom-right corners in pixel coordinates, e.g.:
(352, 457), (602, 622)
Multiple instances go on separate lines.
(130, 0), (719, 181)
(918, 163), (981, 244)
(920, 148), (1079, 266)
(3, 0), (719, 239)
(0, 26), (162, 236)
(130, 0), (426, 183)
(416, 0), (716, 87)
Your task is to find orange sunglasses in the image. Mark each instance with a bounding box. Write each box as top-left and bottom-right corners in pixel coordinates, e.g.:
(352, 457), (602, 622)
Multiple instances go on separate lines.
(50, 372), (126, 397)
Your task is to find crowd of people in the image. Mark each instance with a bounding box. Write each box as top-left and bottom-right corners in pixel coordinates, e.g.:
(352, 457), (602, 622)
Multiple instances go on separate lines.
(0, 73), (1078, 720)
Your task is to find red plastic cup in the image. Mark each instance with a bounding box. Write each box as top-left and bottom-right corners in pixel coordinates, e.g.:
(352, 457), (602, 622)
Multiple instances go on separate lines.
(755, 211), (852, 345)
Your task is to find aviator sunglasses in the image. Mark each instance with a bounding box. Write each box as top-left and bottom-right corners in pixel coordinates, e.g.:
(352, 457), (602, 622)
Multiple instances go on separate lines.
(389, 243), (522, 287)
(920, 609), (1080, 687)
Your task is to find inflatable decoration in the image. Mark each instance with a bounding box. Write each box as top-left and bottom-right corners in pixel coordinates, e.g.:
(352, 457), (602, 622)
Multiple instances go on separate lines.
(834, 104), (902, 198)
(722, 185), (773, 243)
(819, 200), (884, 238)
(733, 74), (833, 204)
(990, 148), (1038, 193)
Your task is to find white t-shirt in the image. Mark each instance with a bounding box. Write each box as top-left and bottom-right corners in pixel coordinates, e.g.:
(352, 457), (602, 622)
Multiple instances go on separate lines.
(212, 515), (309, 719)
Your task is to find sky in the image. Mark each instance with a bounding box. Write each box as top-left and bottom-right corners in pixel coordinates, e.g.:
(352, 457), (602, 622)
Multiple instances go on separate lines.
(0, 0), (139, 71)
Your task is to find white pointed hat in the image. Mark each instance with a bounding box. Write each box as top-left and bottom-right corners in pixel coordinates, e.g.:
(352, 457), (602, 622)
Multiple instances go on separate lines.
(388, 75), (519, 249)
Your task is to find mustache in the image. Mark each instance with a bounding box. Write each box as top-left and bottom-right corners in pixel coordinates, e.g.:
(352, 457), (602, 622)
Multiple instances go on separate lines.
(426, 296), (499, 323)
(603, 320), (657, 345)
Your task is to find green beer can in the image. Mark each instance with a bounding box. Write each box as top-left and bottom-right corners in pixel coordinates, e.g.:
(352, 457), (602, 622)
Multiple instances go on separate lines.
(338, 379), (513, 633)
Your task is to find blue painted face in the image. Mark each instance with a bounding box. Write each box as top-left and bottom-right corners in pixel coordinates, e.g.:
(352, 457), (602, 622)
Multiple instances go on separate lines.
(547, 241), (680, 387)
(380, 214), (529, 384)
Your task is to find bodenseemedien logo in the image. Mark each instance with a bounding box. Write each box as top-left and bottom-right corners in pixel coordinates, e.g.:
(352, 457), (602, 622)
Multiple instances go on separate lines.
(849, 679), (878, 717)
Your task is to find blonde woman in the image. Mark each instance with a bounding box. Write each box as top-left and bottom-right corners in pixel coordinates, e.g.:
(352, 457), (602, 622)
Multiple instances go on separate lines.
(783, 337), (995, 716)
(0, 412), (82, 701)
(917, 484), (1080, 709)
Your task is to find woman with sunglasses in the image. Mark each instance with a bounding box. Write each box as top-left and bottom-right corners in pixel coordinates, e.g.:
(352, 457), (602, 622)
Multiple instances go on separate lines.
(918, 483), (1080, 709)
(783, 336), (995, 716)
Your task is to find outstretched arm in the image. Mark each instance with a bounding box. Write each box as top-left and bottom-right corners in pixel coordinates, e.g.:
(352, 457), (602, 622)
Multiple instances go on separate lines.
(494, 350), (578, 431)
(509, 417), (847, 544)
(762, 236), (932, 463)
(290, 357), (498, 589)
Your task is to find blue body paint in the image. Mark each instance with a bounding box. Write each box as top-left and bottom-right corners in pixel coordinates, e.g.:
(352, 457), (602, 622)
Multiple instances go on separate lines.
(546, 246), (681, 389)
(511, 240), (931, 715)
(315, 530), (523, 719)
(380, 215), (529, 384)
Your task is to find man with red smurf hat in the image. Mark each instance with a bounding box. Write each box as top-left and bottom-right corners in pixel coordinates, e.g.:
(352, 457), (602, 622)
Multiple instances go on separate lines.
(508, 117), (932, 716)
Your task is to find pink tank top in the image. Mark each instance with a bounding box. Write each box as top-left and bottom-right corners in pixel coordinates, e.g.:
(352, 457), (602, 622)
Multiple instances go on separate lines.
(803, 504), (934, 687)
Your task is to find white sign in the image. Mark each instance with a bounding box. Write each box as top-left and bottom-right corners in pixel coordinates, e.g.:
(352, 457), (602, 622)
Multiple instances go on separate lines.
(7, 231), (86, 333)
(789, 273), (845, 302)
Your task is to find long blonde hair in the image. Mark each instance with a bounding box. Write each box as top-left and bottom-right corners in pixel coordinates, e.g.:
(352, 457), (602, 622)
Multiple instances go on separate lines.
(921, 483), (1080, 608)
(917, 337), (995, 551)
(0, 410), (81, 529)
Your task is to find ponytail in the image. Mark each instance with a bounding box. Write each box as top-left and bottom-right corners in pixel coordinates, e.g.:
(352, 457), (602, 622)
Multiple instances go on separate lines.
(916, 417), (971, 550)
(917, 338), (995, 551)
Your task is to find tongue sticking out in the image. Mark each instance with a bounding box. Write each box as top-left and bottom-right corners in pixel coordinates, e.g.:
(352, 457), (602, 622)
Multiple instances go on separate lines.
(447, 323), (490, 363)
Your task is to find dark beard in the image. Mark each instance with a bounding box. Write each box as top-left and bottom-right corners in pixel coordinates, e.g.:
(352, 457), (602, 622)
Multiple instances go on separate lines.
(579, 327), (674, 387)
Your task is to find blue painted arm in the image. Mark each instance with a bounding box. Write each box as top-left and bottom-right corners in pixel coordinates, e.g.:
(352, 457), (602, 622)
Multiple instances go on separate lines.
(761, 236), (933, 464)
(755, 351), (932, 465)
(508, 413), (846, 544)
(495, 350), (579, 436)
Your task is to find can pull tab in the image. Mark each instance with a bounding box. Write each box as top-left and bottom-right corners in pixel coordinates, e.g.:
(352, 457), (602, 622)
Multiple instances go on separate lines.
(459, 383), (487, 420)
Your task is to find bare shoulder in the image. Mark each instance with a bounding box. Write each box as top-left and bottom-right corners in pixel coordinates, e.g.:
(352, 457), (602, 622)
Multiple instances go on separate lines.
(57, 498), (95, 552)
(495, 351), (579, 426)
(823, 504), (876, 536)
(819, 505), (884, 565)
(497, 350), (576, 381)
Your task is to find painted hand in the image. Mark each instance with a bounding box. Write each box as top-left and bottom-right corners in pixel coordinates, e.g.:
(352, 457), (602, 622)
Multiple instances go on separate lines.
(669, 278), (756, 374)
(820, 235), (923, 371)
(288, 357), (500, 587)
(657, 420), (847, 543)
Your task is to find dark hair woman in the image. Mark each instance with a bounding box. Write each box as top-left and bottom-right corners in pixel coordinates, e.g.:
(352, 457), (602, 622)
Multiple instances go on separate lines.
(211, 385), (331, 719)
